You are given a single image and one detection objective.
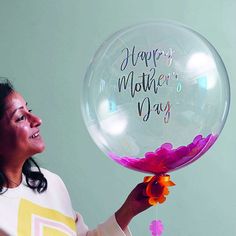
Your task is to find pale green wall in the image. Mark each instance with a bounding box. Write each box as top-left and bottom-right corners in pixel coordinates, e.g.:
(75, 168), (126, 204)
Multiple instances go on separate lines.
(0, 1), (235, 235)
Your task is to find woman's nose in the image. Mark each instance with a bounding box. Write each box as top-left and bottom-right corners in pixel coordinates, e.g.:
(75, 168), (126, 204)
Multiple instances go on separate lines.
(29, 113), (42, 127)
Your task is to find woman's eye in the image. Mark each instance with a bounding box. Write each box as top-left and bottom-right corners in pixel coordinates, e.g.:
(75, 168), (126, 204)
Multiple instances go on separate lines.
(28, 109), (32, 113)
(16, 115), (26, 122)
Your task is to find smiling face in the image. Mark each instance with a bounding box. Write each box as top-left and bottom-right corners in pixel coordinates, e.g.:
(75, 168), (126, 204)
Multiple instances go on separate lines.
(0, 91), (45, 164)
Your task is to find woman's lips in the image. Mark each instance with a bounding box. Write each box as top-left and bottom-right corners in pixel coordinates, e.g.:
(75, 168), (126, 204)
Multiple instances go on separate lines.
(30, 131), (40, 139)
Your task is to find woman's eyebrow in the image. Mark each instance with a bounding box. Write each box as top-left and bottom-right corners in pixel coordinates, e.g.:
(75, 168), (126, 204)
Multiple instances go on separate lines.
(11, 106), (24, 117)
(10, 102), (28, 118)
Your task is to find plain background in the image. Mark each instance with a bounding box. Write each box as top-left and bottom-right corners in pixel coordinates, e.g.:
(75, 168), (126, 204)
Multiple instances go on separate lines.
(0, 1), (235, 235)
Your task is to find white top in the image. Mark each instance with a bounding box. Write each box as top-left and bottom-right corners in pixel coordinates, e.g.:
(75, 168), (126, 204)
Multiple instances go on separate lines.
(0, 168), (131, 236)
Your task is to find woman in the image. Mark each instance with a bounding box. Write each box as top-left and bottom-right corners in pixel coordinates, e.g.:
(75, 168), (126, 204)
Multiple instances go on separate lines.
(0, 79), (163, 236)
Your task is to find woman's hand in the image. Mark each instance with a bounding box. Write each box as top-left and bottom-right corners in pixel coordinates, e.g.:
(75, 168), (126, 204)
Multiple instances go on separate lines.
(115, 181), (164, 231)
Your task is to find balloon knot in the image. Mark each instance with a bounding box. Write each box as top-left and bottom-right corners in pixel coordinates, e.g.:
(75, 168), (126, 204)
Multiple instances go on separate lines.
(143, 174), (175, 206)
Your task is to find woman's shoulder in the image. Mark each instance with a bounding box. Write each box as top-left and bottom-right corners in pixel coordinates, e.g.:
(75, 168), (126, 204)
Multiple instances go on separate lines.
(39, 167), (60, 177)
(39, 168), (66, 187)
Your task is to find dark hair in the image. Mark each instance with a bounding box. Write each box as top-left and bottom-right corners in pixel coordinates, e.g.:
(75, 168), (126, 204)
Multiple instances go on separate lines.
(0, 78), (14, 119)
(0, 78), (47, 194)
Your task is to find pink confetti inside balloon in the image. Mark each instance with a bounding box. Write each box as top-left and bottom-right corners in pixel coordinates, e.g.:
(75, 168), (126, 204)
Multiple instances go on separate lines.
(82, 20), (230, 175)
(108, 134), (217, 175)
(149, 220), (164, 236)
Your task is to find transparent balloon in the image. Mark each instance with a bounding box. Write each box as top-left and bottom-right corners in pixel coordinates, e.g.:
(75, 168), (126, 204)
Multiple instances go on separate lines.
(81, 21), (230, 175)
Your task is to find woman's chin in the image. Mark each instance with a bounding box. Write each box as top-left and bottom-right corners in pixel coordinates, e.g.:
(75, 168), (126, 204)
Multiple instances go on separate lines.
(30, 143), (46, 156)
(37, 144), (46, 153)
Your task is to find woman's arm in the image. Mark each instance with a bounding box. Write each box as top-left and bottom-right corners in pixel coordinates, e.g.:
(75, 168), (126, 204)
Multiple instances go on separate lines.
(76, 181), (163, 235)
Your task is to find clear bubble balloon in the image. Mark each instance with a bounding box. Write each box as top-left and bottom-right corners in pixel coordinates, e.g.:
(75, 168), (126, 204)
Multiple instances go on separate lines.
(81, 21), (230, 175)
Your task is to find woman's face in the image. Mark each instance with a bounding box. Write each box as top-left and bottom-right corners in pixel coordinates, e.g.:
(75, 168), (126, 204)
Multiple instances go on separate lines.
(0, 91), (45, 162)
